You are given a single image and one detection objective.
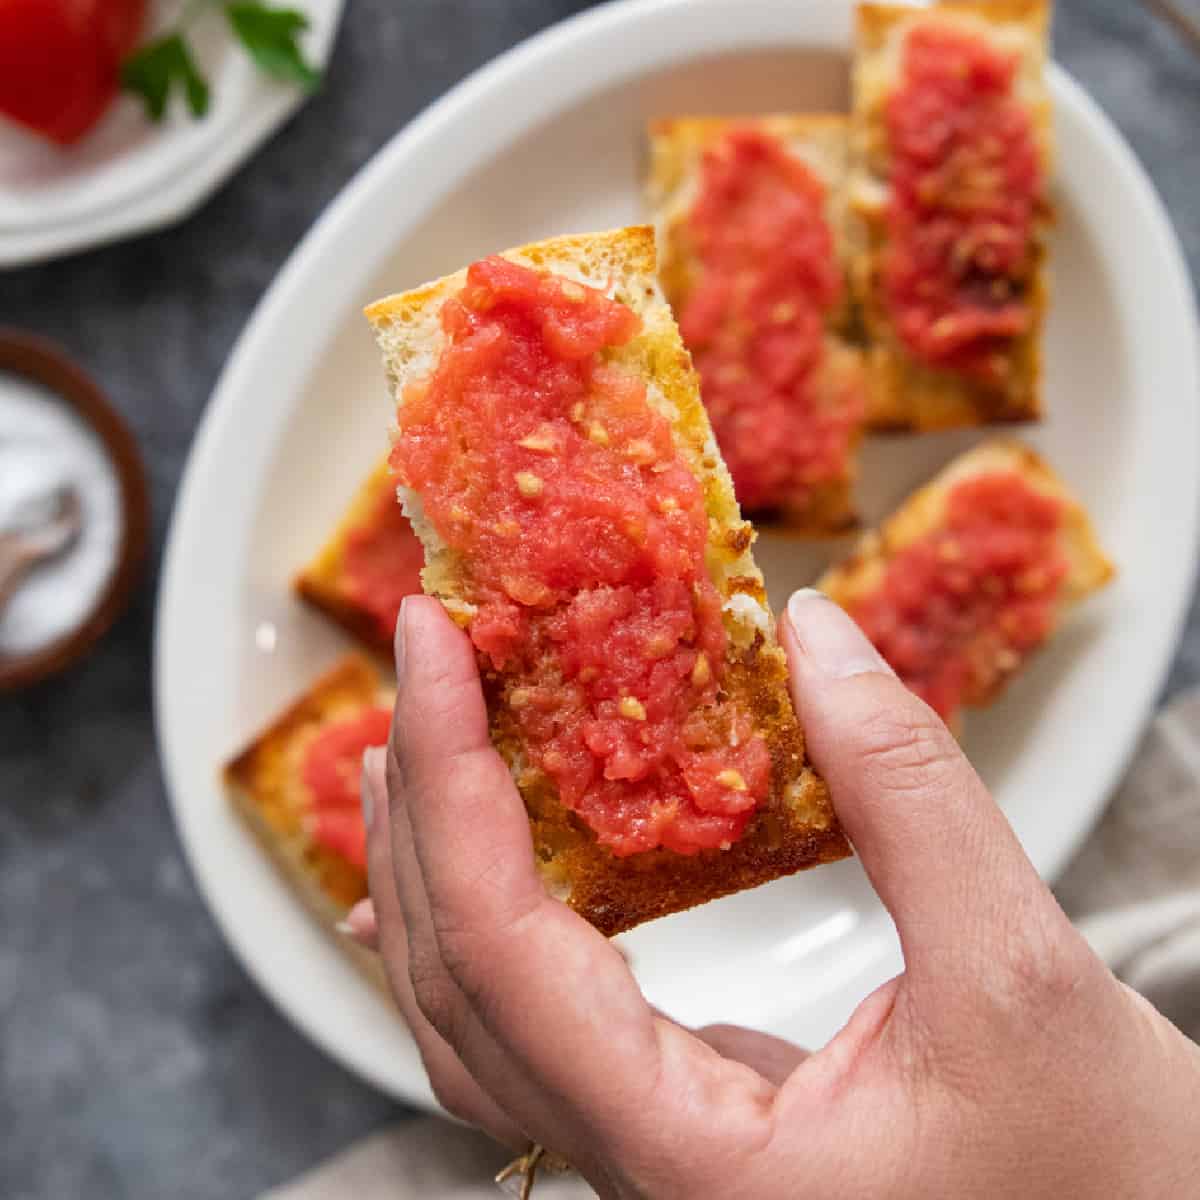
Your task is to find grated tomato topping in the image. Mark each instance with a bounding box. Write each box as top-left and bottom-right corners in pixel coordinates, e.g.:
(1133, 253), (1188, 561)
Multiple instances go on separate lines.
(849, 471), (1067, 723)
(883, 23), (1042, 379)
(301, 707), (391, 869)
(342, 482), (426, 644)
(390, 256), (772, 855)
(679, 127), (863, 514)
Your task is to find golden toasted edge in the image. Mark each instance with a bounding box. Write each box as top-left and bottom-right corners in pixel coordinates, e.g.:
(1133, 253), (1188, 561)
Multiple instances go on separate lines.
(293, 459), (397, 657)
(857, 0), (1050, 48)
(364, 227), (850, 932)
(365, 228), (657, 327)
(554, 821), (851, 938)
(852, 0), (1052, 431)
(819, 437), (1114, 617)
(224, 655), (390, 991)
(649, 114), (851, 136)
(647, 114), (849, 205)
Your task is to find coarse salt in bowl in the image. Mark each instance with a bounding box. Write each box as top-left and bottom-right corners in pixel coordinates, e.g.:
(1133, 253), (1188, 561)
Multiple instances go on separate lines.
(0, 333), (148, 690)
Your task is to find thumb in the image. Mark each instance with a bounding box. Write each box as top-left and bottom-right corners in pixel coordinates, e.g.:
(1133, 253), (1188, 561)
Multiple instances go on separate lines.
(781, 589), (1055, 979)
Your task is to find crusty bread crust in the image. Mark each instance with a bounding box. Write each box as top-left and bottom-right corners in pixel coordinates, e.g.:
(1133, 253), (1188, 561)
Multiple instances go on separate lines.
(224, 655), (391, 988)
(295, 459), (398, 657)
(819, 439), (1114, 711)
(851, 0), (1053, 430)
(366, 227), (849, 936)
(647, 116), (863, 535)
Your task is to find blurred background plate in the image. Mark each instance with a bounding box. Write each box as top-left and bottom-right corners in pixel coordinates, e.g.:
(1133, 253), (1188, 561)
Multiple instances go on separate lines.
(155, 0), (1200, 1109)
(0, 0), (345, 268)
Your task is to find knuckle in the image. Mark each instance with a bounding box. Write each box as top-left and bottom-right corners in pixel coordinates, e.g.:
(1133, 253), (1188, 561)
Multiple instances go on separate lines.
(1013, 927), (1087, 1004)
(430, 908), (544, 1045)
(925, 909), (1101, 1105)
(433, 895), (539, 991)
(854, 702), (960, 799)
(385, 739), (408, 791)
(431, 926), (481, 998)
(991, 901), (1095, 1018)
(433, 927), (506, 1031)
(424, 1067), (480, 1126)
(408, 954), (468, 1052)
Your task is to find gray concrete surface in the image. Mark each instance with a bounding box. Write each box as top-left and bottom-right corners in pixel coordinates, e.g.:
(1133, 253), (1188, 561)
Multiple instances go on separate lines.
(1, 2), (1197, 1197)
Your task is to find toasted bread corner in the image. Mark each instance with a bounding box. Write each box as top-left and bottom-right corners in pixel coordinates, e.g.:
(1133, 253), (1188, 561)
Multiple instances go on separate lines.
(819, 438), (1113, 716)
(224, 654), (391, 988)
(293, 459), (403, 657)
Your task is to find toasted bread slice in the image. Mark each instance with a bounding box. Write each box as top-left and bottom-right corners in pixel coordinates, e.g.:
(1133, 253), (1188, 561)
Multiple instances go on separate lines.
(224, 655), (393, 986)
(647, 116), (865, 534)
(365, 227), (849, 936)
(819, 439), (1113, 726)
(851, 0), (1053, 430)
(295, 459), (424, 656)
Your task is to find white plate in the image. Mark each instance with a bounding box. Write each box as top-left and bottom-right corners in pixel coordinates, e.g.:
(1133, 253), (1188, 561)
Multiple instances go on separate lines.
(155, 0), (1200, 1108)
(0, 0), (344, 268)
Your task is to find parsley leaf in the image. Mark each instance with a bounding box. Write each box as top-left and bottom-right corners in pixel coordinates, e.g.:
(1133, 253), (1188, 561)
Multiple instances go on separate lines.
(225, 3), (320, 89)
(121, 33), (211, 122)
(120, 2), (319, 125)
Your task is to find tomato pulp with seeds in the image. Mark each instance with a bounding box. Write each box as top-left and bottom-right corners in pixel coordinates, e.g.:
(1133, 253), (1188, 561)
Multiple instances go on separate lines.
(677, 127), (863, 515)
(390, 256), (771, 856)
(883, 23), (1041, 379)
(342, 482), (426, 643)
(849, 472), (1067, 723)
(301, 707), (390, 869)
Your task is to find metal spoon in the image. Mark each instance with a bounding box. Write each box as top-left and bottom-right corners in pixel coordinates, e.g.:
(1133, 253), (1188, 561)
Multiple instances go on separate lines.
(0, 483), (83, 615)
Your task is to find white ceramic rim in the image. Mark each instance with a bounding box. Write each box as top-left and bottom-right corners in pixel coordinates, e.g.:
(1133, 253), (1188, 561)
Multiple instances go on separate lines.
(155, 0), (1200, 1105)
(0, 0), (345, 268)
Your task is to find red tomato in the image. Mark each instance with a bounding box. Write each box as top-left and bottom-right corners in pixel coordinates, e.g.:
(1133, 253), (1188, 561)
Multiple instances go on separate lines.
(0, 0), (146, 146)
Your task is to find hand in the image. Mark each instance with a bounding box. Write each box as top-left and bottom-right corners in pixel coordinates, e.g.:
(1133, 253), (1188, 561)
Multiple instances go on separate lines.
(350, 591), (1200, 1199)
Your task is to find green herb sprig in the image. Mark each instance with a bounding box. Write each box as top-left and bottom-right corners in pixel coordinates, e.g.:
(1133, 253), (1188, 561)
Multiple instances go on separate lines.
(121, 1), (320, 122)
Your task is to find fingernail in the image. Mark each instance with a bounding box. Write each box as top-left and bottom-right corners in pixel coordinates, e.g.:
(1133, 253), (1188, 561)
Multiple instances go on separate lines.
(395, 595), (411, 679)
(337, 898), (377, 946)
(786, 588), (894, 680)
(335, 922), (376, 950)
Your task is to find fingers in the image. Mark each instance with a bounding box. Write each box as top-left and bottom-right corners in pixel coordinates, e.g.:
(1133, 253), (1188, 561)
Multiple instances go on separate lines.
(379, 596), (805, 1196)
(387, 599), (662, 1172)
(382, 735), (564, 1139)
(782, 589), (1059, 976)
(362, 747), (525, 1145)
(392, 598), (662, 1127)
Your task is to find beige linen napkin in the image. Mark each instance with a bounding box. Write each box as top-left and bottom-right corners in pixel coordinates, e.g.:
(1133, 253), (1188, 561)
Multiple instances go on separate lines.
(1054, 689), (1200, 1042)
(263, 690), (1200, 1200)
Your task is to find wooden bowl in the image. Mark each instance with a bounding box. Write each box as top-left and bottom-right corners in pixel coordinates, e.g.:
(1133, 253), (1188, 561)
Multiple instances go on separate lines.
(0, 331), (149, 691)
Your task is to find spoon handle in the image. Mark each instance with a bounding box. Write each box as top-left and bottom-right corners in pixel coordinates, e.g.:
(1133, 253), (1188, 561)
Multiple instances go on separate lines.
(1142, 0), (1200, 60)
(0, 543), (39, 615)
